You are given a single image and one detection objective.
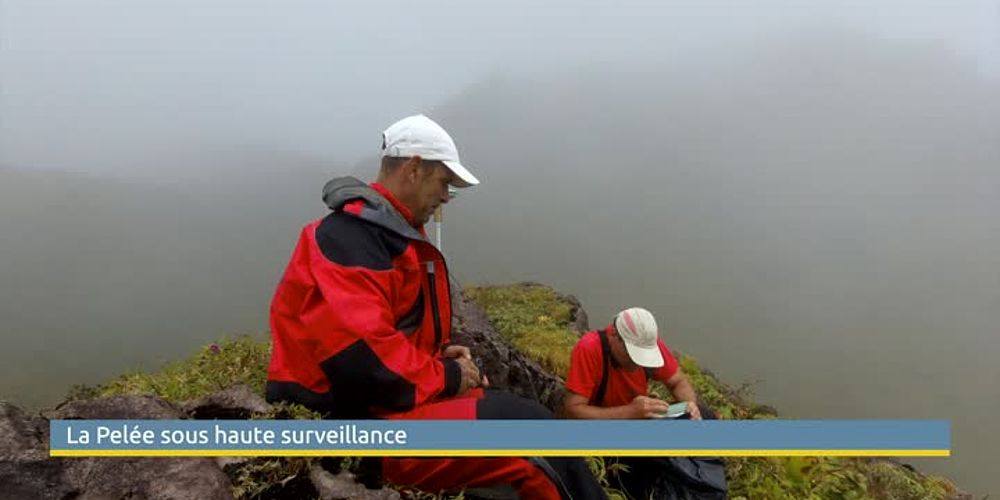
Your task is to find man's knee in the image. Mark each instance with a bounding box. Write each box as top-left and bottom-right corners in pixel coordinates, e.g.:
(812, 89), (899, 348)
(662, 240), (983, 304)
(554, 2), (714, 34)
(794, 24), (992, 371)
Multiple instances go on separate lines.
(698, 402), (719, 420)
(476, 389), (554, 419)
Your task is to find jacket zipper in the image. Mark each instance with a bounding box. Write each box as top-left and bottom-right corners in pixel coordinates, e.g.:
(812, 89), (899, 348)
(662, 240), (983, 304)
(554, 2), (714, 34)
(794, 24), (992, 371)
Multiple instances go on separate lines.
(426, 260), (443, 351)
(349, 200), (452, 352)
(422, 240), (452, 352)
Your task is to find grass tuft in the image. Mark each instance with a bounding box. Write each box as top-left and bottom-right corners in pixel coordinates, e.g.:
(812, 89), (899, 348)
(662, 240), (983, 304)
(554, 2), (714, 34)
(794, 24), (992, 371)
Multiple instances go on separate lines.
(95, 335), (271, 402)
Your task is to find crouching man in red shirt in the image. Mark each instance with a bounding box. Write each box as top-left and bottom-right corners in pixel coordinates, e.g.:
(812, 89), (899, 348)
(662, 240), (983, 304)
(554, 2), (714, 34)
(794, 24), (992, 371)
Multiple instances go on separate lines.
(563, 307), (726, 499)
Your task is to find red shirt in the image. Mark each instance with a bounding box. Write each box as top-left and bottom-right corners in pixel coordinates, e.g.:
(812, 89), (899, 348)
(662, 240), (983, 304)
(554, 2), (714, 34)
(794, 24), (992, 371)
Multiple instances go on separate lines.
(565, 328), (679, 408)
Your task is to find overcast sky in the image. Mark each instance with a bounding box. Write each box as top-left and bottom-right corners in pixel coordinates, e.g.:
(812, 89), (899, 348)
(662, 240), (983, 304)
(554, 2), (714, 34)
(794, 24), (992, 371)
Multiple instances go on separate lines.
(1, 0), (997, 178)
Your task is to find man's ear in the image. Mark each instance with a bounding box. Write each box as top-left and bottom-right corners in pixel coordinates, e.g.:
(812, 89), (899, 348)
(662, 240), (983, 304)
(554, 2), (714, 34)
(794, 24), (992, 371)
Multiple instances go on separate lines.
(403, 156), (423, 183)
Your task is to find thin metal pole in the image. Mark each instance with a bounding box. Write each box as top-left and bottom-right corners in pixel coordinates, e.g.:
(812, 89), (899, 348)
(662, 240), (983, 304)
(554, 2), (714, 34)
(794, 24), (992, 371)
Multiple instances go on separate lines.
(434, 206), (443, 250)
(435, 187), (457, 252)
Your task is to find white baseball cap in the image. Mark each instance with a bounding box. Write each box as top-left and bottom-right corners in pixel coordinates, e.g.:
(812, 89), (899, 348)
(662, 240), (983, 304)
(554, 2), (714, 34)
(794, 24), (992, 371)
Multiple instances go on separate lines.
(614, 307), (664, 368)
(381, 114), (480, 187)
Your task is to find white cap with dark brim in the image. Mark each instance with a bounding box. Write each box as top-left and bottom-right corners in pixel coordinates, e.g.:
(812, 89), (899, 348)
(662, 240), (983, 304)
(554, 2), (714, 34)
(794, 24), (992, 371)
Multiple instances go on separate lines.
(382, 114), (480, 187)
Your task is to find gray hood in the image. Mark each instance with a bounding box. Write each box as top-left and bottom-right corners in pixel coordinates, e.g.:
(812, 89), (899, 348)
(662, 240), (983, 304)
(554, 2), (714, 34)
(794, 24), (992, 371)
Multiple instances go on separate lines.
(321, 176), (424, 241)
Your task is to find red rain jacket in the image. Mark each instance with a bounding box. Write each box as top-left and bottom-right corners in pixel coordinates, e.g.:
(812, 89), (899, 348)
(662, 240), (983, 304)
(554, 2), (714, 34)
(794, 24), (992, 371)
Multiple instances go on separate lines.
(265, 177), (463, 417)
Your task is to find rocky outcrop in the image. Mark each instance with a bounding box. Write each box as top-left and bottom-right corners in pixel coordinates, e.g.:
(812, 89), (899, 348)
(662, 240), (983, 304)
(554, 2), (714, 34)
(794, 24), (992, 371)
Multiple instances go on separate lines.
(450, 286), (569, 414)
(309, 466), (401, 500)
(559, 291), (590, 334)
(0, 388), (415, 500)
(0, 401), (75, 500)
(183, 384), (272, 420)
(2, 397), (234, 500)
(47, 394), (184, 420)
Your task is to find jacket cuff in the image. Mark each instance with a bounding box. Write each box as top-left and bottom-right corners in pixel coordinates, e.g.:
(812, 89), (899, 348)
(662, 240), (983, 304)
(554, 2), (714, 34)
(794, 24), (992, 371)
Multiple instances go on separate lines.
(441, 358), (462, 398)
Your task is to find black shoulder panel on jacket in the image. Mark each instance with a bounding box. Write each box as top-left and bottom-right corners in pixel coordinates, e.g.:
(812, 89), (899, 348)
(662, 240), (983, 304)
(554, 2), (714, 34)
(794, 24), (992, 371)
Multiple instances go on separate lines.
(319, 339), (417, 412)
(316, 212), (409, 270)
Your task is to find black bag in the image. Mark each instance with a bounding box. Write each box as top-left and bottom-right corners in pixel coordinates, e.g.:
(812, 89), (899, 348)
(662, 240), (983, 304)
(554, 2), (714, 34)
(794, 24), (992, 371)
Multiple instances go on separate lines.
(592, 330), (728, 500)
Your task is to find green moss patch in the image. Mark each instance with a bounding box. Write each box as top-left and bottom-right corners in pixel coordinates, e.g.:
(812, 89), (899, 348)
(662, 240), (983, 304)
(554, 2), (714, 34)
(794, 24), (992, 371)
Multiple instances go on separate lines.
(464, 283), (579, 377)
(94, 335), (272, 402)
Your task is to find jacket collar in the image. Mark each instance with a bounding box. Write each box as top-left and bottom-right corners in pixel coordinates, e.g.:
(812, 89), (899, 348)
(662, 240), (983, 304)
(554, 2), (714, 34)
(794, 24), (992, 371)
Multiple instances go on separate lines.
(369, 182), (415, 226)
(321, 176), (426, 242)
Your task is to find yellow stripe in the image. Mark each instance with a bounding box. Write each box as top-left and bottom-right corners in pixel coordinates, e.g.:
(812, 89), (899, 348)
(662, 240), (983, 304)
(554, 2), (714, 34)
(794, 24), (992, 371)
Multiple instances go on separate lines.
(49, 449), (950, 458)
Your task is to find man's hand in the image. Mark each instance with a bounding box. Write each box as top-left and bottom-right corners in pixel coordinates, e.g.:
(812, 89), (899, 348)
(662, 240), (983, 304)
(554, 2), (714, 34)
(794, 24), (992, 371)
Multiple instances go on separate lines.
(443, 345), (472, 360)
(445, 345), (489, 390)
(685, 401), (702, 420)
(630, 395), (669, 419)
(455, 356), (489, 394)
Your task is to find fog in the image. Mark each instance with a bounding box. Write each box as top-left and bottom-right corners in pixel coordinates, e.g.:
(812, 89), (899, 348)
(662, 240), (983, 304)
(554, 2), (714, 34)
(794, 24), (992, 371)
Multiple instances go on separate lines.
(1, 0), (998, 495)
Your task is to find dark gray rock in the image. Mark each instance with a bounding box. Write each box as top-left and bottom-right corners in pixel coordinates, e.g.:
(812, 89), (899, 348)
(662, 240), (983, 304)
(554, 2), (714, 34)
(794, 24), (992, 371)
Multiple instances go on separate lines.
(215, 455), (252, 471)
(309, 465), (401, 500)
(183, 384), (271, 420)
(46, 394), (184, 420)
(0, 400), (77, 500)
(2, 395), (234, 500)
(0, 458), (79, 500)
(450, 288), (568, 414)
(0, 400), (49, 462)
(560, 293), (591, 334)
(60, 455), (234, 500)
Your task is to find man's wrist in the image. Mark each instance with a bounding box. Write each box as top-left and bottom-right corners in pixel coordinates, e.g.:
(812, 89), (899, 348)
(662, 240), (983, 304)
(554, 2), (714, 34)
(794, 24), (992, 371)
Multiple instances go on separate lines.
(441, 358), (462, 397)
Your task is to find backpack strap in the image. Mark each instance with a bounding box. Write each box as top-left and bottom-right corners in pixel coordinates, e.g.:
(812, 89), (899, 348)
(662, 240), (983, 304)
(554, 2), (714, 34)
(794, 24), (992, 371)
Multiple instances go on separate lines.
(590, 330), (656, 406)
(591, 328), (658, 407)
(590, 329), (612, 407)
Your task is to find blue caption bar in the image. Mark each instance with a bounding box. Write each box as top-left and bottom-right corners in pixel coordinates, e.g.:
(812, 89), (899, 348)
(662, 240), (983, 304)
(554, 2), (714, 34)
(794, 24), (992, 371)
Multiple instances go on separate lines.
(49, 420), (950, 457)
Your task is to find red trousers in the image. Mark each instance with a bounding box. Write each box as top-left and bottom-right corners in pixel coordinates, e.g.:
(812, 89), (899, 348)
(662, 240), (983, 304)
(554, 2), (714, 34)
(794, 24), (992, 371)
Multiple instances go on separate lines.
(379, 390), (605, 500)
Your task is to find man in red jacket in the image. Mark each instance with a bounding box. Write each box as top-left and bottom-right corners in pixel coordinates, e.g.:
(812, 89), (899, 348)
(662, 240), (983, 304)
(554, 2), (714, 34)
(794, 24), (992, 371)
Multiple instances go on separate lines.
(266, 115), (606, 499)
